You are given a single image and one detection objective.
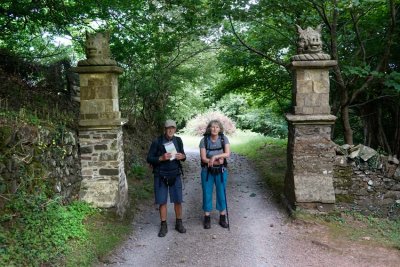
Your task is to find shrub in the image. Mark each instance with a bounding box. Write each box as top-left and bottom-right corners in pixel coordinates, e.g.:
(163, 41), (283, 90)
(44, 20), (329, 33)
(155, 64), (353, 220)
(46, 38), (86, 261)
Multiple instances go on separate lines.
(236, 108), (287, 138)
(183, 110), (236, 136)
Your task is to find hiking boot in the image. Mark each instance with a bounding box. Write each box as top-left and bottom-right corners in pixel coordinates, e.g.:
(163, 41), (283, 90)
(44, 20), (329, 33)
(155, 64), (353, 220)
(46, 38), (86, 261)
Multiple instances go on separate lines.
(158, 221), (168, 237)
(175, 219), (186, 233)
(219, 214), (229, 228)
(204, 215), (211, 229)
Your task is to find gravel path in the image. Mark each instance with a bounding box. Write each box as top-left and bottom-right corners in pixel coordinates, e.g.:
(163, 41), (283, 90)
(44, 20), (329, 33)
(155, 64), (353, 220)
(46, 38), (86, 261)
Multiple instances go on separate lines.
(99, 148), (400, 267)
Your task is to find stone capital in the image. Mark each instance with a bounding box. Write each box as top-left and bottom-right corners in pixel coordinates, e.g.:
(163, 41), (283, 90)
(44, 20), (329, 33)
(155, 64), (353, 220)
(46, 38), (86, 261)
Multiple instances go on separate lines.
(71, 65), (123, 74)
(79, 118), (128, 129)
(285, 113), (337, 125)
(291, 60), (337, 69)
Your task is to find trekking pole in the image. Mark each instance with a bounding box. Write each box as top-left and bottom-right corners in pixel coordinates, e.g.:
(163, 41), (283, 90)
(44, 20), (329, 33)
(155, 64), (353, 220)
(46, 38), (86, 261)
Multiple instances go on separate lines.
(222, 173), (230, 231)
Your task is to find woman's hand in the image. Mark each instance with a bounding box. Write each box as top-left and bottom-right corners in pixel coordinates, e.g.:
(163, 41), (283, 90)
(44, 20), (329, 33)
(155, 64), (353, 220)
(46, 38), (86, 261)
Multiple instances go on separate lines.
(208, 156), (224, 167)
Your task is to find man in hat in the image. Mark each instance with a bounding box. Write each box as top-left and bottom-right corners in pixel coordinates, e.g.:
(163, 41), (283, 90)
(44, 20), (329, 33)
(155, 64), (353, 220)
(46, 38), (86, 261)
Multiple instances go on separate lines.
(147, 119), (187, 237)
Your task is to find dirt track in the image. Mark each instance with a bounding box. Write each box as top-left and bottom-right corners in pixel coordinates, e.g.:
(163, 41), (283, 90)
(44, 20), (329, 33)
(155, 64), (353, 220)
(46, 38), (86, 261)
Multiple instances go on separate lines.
(98, 147), (400, 267)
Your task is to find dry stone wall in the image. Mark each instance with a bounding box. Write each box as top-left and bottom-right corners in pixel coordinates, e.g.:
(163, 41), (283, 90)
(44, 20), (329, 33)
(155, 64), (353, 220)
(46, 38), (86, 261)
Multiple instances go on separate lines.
(333, 144), (400, 218)
(0, 123), (81, 205)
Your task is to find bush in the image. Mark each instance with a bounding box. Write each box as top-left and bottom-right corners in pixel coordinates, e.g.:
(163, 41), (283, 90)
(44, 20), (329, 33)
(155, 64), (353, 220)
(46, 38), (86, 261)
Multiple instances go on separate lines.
(183, 110), (236, 136)
(236, 108), (287, 138)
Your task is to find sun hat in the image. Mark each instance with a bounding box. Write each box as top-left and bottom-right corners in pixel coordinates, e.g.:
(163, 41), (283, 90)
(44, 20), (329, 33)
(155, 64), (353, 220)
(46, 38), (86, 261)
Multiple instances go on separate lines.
(164, 119), (177, 128)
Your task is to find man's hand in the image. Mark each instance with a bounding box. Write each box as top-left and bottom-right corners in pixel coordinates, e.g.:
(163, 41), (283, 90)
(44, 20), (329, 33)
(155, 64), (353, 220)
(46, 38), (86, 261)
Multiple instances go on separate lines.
(159, 153), (172, 161)
(175, 153), (185, 160)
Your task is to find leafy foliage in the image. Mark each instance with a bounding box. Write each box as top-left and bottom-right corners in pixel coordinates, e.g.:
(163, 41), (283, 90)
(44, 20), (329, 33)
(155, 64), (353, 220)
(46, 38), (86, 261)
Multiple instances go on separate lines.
(0, 194), (97, 266)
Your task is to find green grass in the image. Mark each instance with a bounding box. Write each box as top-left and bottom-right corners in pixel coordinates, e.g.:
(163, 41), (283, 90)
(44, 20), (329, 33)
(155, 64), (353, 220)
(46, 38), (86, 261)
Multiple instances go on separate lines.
(229, 131), (287, 200)
(63, 210), (133, 266)
(294, 210), (400, 249)
(61, 165), (153, 266)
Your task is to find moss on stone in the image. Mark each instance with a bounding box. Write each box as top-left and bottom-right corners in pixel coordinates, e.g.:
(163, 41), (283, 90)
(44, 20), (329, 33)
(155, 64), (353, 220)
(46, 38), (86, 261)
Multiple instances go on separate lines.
(334, 166), (353, 188)
(336, 194), (355, 203)
(0, 126), (13, 148)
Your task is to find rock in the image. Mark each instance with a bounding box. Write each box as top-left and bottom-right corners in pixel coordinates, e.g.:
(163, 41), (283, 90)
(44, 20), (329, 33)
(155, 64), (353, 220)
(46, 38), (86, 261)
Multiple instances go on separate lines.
(341, 144), (351, 150)
(358, 145), (377, 162)
(384, 191), (400, 199)
(394, 167), (400, 181)
(388, 155), (399, 165)
(391, 184), (400, 191)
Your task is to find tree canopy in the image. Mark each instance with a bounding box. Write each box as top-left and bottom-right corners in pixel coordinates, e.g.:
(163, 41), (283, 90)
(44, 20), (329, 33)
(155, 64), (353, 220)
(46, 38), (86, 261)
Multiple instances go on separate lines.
(0, 0), (399, 155)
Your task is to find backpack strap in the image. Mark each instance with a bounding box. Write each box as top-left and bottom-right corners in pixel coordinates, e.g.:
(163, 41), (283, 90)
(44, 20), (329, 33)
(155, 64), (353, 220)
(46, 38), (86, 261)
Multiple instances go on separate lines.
(201, 133), (228, 167)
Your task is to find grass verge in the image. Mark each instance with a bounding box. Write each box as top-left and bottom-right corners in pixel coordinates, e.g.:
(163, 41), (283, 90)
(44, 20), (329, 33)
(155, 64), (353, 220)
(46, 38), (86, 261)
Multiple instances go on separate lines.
(61, 167), (153, 266)
(222, 131), (400, 250)
(229, 131), (287, 201)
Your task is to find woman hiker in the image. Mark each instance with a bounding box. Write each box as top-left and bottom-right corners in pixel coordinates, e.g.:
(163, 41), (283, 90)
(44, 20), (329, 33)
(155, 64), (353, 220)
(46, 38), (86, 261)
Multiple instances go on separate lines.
(199, 119), (231, 229)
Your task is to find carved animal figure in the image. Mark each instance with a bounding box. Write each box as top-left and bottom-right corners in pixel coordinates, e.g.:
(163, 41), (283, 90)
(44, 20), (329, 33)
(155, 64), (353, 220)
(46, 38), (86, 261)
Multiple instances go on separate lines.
(85, 32), (111, 60)
(296, 24), (323, 54)
(78, 31), (116, 66)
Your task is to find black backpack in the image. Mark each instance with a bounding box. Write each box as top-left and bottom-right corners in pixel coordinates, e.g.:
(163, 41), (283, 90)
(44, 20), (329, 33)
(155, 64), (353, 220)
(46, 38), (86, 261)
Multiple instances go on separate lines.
(201, 133), (227, 167)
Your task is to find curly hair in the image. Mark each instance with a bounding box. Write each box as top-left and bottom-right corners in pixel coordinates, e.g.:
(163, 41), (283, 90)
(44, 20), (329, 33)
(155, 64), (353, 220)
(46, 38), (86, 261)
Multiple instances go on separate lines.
(205, 119), (224, 135)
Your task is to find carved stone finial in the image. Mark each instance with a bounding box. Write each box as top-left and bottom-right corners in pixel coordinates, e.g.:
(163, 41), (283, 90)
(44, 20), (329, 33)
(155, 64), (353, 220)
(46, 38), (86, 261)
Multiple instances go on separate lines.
(292, 24), (330, 61)
(78, 31), (117, 66)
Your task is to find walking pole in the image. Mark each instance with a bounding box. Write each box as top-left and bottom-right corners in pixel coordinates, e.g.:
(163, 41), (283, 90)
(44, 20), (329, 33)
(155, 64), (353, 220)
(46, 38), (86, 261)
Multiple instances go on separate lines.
(222, 172), (230, 231)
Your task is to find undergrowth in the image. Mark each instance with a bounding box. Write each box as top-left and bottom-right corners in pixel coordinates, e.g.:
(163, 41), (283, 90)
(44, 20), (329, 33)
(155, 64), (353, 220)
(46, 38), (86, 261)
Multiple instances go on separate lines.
(294, 210), (400, 249)
(0, 193), (97, 266)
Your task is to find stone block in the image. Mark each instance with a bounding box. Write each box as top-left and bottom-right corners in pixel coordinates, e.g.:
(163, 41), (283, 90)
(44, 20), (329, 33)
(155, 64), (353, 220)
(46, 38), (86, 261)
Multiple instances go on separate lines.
(80, 146), (93, 154)
(99, 168), (119, 176)
(96, 86), (113, 99)
(295, 94), (305, 107)
(95, 144), (108, 150)
(85, 114), (99, 120)
(297, 80), (313, 94)
(319, 93), (329, 106)
(293, 173), (336, 203)
(80, 86), (96, 100)
(104, 134), (118, 139)
(304, 69), (329, 82)
(79, 179), (119, 208)
(104, 99), (116, 112)
(304, 94), (320, 107)
(302, 107), (314, 114)
(100, 152), (118, 161)
(313, 81), (329, 93)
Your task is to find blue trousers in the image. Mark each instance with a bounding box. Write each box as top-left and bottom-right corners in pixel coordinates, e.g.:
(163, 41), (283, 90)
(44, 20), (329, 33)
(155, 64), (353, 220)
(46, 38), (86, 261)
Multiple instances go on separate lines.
(201, 167), (228, 212)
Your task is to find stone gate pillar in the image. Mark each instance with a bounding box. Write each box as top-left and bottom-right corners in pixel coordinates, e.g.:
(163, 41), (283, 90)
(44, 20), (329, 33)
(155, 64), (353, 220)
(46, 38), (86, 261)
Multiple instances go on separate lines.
(72, 32), (128, 215)
(284, 25), (337, 211)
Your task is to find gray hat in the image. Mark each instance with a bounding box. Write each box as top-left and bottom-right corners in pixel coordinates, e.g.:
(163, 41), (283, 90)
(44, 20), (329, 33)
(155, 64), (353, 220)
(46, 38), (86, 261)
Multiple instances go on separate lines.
(164, 119), (177, 128)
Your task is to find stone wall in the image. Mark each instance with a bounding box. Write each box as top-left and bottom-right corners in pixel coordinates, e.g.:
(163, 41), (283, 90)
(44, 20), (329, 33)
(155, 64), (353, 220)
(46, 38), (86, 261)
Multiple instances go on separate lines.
(333, 145), (400, 218)
(0, 123), (81, 206)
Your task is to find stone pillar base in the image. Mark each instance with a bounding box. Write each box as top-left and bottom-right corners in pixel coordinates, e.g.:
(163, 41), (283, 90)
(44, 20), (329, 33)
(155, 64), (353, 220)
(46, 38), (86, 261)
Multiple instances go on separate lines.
(285, 114), (336, 210)
(78, 127), (128, 216)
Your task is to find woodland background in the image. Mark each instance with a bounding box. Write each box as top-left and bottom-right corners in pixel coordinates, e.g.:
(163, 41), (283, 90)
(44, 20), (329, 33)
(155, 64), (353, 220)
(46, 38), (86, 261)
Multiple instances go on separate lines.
(0, 0), (399, 265)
